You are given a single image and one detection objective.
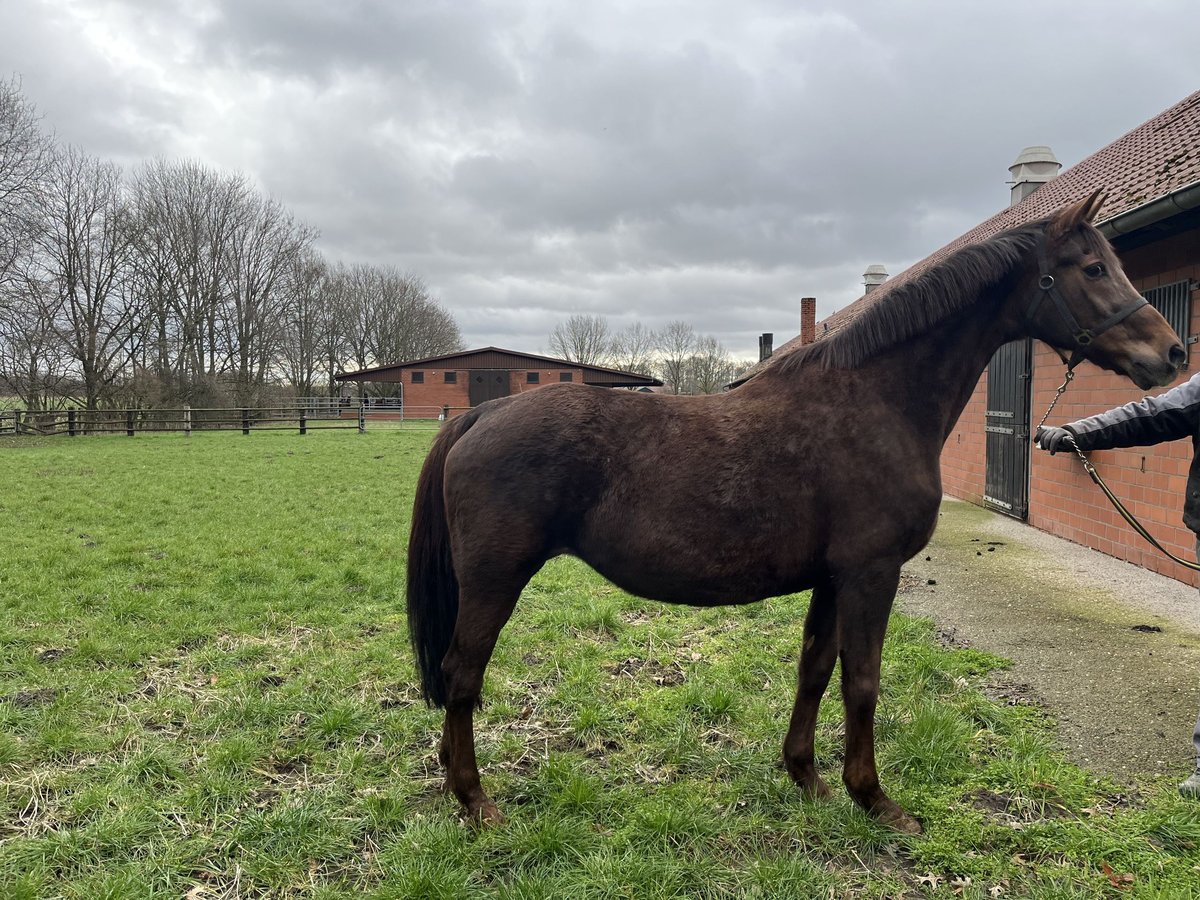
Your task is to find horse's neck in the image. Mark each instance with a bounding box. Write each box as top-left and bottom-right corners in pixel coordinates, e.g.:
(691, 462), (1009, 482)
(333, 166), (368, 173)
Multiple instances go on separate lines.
(885, 295), (1022, 442)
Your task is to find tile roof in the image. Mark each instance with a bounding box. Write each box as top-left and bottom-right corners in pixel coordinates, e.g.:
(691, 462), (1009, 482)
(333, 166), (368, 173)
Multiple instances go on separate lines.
(750, 90), (1200, 376)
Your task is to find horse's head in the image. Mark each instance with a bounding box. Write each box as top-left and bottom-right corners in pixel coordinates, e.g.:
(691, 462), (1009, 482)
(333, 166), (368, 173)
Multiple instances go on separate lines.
(1026, 191), (1185, 390)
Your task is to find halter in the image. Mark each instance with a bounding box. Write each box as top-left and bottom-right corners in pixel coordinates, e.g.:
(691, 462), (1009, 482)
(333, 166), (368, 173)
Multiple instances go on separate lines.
(1024, 235), (1148, 371)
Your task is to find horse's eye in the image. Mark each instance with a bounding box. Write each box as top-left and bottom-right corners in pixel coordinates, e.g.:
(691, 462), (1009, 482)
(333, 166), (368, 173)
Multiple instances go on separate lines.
(1084, 263), (1106, 278)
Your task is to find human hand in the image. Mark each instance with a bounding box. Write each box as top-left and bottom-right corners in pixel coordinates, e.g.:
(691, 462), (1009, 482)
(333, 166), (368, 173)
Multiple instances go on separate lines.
(1035, 425), (1075, 455)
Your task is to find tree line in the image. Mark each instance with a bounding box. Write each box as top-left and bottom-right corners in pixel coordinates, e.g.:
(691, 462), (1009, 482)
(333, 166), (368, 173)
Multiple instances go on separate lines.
(549, 314), (754, 394)
(0, 78), (462, 412)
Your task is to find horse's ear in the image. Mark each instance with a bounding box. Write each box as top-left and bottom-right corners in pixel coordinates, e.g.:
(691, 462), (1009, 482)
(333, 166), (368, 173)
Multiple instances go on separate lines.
(1080, 189), (1106, 222)
(1049, 189), (1106, 237)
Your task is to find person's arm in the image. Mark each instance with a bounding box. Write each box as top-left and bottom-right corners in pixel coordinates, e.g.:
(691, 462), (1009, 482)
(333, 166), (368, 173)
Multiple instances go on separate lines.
(1040, 374), (1200, 453)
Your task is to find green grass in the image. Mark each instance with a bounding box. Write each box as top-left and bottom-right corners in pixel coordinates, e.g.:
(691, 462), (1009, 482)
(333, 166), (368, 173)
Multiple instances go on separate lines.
(1, 431), (1199, 898)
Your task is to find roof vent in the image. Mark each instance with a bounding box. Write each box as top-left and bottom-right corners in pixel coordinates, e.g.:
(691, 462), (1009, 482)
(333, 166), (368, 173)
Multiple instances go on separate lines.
(1008, 146), (1061, 206)
(863, 264), (888, 293)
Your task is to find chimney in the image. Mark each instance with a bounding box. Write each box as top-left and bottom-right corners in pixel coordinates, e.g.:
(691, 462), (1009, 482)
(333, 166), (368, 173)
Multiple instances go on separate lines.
(800, 297), (816, 346)
(758, 332), (774, 362)
(1008, 145), (1061, 206)
(863, 264), (888, 293)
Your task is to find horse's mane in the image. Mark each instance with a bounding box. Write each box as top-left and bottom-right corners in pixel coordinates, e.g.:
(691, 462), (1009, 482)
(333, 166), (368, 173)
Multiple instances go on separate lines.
(781, 220), (1050, 372)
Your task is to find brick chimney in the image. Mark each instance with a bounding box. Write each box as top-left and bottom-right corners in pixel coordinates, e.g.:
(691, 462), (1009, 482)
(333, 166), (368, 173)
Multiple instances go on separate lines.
(758, 332), (774, 362)
(800, 297), (816, 346)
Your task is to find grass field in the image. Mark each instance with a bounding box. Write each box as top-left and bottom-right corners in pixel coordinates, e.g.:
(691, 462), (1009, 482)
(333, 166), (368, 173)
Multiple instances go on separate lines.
(1, 430), (1199, 899)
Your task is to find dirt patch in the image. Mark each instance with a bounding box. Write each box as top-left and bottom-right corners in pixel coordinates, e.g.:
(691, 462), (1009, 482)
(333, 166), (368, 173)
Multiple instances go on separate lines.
(2, 688), (60, 707)
(900, 498), (1200, 783)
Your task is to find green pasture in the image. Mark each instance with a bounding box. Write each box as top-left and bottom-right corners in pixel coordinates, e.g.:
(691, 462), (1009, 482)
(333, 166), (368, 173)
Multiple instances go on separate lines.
(1, 431), (1198, 898)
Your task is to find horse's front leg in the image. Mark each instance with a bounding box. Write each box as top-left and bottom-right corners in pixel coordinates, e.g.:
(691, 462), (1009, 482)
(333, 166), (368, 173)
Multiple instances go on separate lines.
(836, 562), (923, 834)
(783, 579), (838, 799)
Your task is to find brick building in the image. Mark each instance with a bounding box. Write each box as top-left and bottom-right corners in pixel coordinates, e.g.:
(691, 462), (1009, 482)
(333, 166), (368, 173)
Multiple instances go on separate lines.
(336, 347), (661, 416)
(758, 91), (1200, 584)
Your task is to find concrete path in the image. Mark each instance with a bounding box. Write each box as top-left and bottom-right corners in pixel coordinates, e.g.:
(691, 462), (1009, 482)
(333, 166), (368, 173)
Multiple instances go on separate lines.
(899, 498), (1200, 783)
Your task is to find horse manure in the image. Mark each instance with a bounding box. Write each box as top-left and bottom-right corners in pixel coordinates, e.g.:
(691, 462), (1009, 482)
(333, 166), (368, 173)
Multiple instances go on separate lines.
(1130, 624), (1162, 633)
(926, 579), (937, 586)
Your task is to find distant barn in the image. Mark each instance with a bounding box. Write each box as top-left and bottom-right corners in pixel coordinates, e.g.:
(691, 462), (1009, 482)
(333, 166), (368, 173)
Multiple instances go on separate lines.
(336, 347), (662, 416)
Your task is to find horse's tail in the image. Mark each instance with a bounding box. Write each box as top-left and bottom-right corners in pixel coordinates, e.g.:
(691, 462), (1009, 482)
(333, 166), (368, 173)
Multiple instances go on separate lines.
(406, 409), (482, 708)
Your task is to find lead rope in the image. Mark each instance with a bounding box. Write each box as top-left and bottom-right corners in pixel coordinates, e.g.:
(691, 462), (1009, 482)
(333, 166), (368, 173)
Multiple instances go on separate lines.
(1039, 367), (1200, 573)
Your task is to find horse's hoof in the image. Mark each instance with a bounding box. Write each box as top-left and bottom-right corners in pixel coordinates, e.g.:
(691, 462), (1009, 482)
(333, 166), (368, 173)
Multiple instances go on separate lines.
(876, 806), (923, 834)
(799, 777), (833, 801)
(465, 801), (506, 827)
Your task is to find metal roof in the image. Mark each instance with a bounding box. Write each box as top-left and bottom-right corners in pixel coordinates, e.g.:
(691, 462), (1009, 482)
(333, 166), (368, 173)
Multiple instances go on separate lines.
(336, 346), (662, 388)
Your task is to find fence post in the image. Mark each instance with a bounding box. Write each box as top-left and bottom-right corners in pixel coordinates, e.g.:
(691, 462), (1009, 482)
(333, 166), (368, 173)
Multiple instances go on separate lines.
(299, 410), (307, 435)
(68, 409), (77, 436)
(441, 404), (449, 423)
(13, 410), (21, 435)
(126, 409), (134, 437)
(184, 405), (191, 438)
(242, 408), (250, 435)
(358, 403), (366, 434)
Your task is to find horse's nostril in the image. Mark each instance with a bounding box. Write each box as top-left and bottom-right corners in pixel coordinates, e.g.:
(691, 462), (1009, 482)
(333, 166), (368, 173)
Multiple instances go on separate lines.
(1169, 344), (1187, 368)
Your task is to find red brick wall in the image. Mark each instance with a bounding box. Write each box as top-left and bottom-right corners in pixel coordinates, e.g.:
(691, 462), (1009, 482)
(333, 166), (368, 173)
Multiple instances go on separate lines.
(367, 367), (586, 416)
(942, 366), (989, 504)
(940, 231), (1200, 584)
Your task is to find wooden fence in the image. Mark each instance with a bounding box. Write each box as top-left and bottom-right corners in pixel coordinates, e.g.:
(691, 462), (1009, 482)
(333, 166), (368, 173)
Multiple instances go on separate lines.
(0, 404), (472, 437)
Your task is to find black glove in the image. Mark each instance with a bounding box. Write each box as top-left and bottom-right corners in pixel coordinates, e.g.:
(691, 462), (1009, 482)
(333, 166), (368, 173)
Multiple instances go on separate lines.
(1035, 425), (1075, 455)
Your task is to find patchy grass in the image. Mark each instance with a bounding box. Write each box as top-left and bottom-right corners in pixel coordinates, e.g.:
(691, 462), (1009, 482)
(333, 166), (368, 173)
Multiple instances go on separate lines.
(1, 430), (1198, 898)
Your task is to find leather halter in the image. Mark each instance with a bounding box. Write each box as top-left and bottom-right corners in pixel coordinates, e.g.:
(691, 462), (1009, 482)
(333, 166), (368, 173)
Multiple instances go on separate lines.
(1024, 235), (1148, 370)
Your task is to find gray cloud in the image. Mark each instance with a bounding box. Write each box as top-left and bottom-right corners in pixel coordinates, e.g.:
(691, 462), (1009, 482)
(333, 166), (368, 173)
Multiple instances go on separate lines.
(4, 0), (1198, 359)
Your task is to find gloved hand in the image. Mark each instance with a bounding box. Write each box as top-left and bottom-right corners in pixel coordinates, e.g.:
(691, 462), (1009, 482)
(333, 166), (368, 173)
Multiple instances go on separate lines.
(1035, 425), (1075, 455)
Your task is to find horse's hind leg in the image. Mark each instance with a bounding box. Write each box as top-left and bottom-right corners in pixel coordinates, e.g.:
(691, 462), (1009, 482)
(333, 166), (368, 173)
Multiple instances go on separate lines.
(783, 579), (839, 799)
(836, 562), (922, 834)
(438, 582), (522, 824)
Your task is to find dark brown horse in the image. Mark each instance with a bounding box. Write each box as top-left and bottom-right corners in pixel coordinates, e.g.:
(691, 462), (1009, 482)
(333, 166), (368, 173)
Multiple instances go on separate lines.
(407, 192), (1184, 833)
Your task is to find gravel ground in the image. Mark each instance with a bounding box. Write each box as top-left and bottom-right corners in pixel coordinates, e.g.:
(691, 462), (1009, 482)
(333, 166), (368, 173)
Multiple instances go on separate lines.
(899, 497), (1200, 784)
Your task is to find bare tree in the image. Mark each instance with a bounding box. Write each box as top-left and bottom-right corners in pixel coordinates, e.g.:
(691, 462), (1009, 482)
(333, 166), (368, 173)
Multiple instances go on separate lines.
(131, 159), (247, 402)
(0, 77), (52, 293)
(219, 192), (316, 405)
(686, 334), (734, 394)
(339, 264), (463, 397)
(0, 263), (69, 410)
(609, 321), (658, 375)
(317, 262), (352, 397)
(657, 320), (696, 394)
(38, 146), (138, 410)
(368, 270), (462, 364)
(549, 314), (612, 365)
(276, 248), (328, 399)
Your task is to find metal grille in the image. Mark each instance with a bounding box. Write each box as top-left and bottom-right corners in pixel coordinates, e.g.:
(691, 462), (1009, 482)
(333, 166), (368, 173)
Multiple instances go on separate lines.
(1142, 278), (1193, 350)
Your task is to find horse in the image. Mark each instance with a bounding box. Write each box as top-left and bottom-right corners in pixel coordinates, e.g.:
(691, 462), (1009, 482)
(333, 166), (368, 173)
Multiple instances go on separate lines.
(406, 191), (1184, 833)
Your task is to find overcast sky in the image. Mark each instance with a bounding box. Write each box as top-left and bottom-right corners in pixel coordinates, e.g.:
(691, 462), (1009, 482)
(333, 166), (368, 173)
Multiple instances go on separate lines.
(4, 1), (1198, 360)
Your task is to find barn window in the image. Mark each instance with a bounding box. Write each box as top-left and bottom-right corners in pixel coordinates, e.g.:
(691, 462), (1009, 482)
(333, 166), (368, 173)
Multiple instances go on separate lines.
(444, 371), (457, 384)
(527, 372), (540, 384)
(1143, 279), (1193, 358)
(559, 372), (573, 382)
(411, 371), (424, 383)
